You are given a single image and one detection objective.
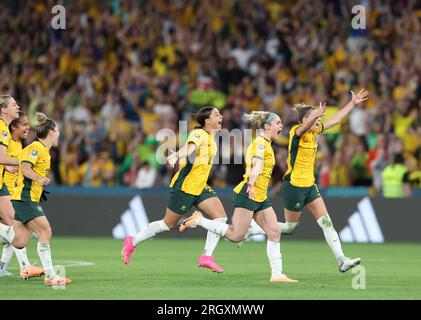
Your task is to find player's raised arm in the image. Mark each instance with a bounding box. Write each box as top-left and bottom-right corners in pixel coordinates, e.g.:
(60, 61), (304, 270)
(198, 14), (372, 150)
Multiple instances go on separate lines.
(323, 89), (368, 131)
(295, 102), (326, 136)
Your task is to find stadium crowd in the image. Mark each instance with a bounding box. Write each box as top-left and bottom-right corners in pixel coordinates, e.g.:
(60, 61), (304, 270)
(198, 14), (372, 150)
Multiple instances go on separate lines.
(0, 0), (420, 193)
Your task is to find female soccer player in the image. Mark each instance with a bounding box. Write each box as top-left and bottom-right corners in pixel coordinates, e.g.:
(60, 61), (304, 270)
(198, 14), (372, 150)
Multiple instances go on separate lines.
(122, 107), (228, 272)
(0, 95), (25, 249)
(12, 112), (71, 286)
(180, 111), (299, 283)
(0, 112), (44, 279)
(249, 90), (368, 273)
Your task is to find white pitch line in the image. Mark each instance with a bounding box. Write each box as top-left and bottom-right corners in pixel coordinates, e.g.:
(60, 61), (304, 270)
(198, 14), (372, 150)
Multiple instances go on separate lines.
(1, 260), (95, 277)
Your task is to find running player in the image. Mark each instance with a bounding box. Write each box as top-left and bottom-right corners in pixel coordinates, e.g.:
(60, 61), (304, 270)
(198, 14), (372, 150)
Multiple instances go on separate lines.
(122, 107), (228, 272)
(0, 112), (44, 279)
(248, 90), (368, 273)
(12, 112), (71, 286)
(180, 111), (299, 283)
(0, 95), (25, 249)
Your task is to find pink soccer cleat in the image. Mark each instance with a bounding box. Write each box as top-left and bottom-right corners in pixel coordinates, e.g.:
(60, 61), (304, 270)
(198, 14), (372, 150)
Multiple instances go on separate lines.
(121, 236), (136, 265)
(197, 255), (224, 273)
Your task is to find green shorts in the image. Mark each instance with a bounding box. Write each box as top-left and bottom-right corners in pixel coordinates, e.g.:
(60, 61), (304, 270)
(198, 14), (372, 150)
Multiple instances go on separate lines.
(282, 179), (321, 212)
(168, 185), (217, 215)
(232, 183), (272, 213)
(12, 200), (45, 224)
(0, 184), (10, 197)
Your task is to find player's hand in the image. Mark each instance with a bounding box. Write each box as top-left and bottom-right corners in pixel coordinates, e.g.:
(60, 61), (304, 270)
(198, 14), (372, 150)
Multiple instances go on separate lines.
(246, 183), (255, 200)
(351, 89), (368, 105)
(314, 102), (327, 118)
(167, 149), (178, 168)
(37, 177), (51, 186)
(5, 166), (18, 173)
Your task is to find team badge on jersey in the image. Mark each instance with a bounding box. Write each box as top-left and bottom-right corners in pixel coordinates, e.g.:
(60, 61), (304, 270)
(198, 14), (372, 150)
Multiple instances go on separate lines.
(30, 150), (38, 158)
(258, 144), (265, 152)
(194, 133), (201, 140)
(2, 131), (7, 139)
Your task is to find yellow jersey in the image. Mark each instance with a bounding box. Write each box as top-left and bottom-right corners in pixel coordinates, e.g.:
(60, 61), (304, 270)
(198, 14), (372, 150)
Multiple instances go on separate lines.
(12, 141), (51, 202)
(170, 129), (216, 195)
(284, 124), (323, 187)
(4, 139), (22, 194)
(0, 118), (11, 189)
(234, 135), (275, 202)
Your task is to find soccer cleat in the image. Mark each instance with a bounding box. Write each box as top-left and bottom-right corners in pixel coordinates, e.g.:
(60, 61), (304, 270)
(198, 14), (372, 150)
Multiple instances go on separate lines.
(121, 236), (136, 265)
(44, 276), (72, 286)
(20, 265), (44, 280)
(197, 255), (224, 273)
(339, 257), (362, 273)
(270, 274), (299, 283)
(179, 211), (203, 232)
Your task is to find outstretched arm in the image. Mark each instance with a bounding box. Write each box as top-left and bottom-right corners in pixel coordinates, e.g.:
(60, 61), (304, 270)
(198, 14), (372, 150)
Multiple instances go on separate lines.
(296, 102), (326, 136)
(167, 143), (197, 168)
(324, 89), (368, 131)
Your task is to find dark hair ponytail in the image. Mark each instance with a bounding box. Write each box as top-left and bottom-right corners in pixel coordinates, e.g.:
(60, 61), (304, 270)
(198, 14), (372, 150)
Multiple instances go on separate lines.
(193, 106), (215, 129)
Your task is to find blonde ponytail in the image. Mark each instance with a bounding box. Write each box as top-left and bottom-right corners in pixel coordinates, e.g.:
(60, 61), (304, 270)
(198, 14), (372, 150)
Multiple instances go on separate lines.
(36, 112), (48, 125)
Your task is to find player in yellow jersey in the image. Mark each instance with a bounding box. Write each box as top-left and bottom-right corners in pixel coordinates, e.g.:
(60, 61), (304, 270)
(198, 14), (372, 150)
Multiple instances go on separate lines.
(11, 112), (71, 286)
(180, 111), (297, 283)
(122, 107), (228, 272)
(0, 95), (27, 250)
(248, 90), (368, 273)
(0, 112), (44, 279)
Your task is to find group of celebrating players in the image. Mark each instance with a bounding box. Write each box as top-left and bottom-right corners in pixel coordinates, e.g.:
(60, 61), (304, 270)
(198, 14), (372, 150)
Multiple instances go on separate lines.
(0, 95), (71, 286)
(122, 89), (368, 283)
(0, 89), (368, 286)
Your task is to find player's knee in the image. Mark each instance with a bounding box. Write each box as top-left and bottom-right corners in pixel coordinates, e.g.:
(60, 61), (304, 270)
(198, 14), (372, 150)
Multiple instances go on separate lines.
(38, 227), (52, 243)
(12, 236), (26, 249)
(267, 226), (281, 240)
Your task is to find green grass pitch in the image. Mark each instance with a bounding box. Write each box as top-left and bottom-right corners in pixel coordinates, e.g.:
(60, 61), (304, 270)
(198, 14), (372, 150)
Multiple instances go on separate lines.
(1, 237), (420, 300)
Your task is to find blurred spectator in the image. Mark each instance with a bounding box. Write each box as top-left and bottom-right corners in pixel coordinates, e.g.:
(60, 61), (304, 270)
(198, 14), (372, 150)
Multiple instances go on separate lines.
(381, 154), (411, 198)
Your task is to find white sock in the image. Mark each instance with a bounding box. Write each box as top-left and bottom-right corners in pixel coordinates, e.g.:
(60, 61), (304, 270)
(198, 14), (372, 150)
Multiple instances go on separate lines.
(198, 217), (229, 237)
(133, 220), (170, 246)
(203, 217), (227, 256)
(13, 246), (31, 271)
(279, 221), (299, 234)
(267, 240), (282, 278)
(317, 214), (345, 265)
(37, 242), (56, 279)
(0, 223), (15, 244)
(0, 244), (14, 272)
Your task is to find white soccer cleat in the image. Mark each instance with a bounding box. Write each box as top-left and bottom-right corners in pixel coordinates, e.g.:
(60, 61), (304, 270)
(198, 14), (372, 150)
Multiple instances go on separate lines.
(339, 257), (362, 273)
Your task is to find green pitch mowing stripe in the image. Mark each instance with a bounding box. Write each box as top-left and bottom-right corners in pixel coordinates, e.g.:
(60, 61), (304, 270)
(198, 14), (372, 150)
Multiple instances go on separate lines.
(0, 237), (420, 300)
